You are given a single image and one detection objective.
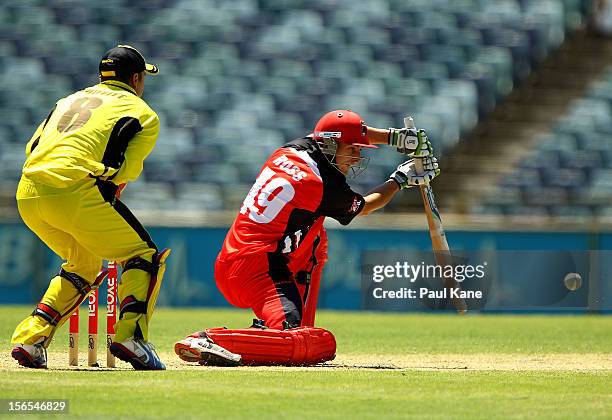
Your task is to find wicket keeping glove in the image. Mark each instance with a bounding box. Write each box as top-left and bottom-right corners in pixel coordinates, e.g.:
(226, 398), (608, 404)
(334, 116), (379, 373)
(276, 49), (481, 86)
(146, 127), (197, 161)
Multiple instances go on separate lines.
(389, 157), (440, 189)
(388, 127), (433, 158)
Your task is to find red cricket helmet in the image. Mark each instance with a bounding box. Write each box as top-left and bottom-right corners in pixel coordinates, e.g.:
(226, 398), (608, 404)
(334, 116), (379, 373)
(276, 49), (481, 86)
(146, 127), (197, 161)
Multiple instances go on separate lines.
(312, 110), (378, 148)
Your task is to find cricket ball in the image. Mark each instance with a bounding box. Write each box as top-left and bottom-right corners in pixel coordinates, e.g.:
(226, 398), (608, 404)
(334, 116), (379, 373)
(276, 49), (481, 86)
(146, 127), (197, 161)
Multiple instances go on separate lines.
(563, 272), (582, 291)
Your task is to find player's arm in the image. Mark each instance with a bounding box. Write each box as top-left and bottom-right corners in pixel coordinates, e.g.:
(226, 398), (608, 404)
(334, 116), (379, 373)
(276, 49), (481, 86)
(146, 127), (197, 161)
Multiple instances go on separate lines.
(367, 125), (433, 159)
(360, 180), (399, 216)
(24, 106), (57, 157)
(359, 157), (440, 216)
(108, 111), (159, 184)
(320, 157), (439, 222)
(365, 127), (390, 145)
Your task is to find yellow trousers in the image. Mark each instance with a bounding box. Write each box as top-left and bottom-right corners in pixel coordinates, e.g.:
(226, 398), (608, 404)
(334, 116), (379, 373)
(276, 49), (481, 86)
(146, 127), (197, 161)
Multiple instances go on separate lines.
(12, 176), (159, 346)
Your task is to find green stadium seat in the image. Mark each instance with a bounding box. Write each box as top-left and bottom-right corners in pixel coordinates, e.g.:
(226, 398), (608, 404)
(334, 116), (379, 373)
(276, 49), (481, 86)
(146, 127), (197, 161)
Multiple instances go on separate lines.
(384, 78), (431, 97)
(446, 29), (483, 61)
(362, 62), (403, 82)
(475, 46), (514, 97)
(343, 78), (386, 99)
(418, 96), (462, 149)
(567, 99), (612, 129)
(525, 0), (566, 48)
(419, 10), (459, 31)
(421, 44), (467, 78)
(436, 80), (479, 132)
(153, 127), (195, 158)
(0, 0), (593, 213)
(6, 58), (45, 85)
(409, 61), (449, 89)
(176, 183), (224, 211)
(121, 181), (176, 211)
(387, 0), (436, 12)
(327, 9), (370, 30)
(283, 10), (324, 39)
(190, 163), (244, 185)
(315, 61), (358, 79)
(481, 0), (523, 26)
(256, 77), (297, 102)
(538, 133), (579, 153)
(344, 27), (391, 51)
(260, 0), (307, 12)
(0, 144), (27, 182)
(254, 25), (302, 57)
(270, 59), (313, 78)
(324, 94), (369, 114)
(15, 6), (55, 28)
(562, 0), (587, 30)
(233, 94), (276, 121)
(258, 111), (305, 138)
(218, 0), (258, 19)
(331, 44), (374, 69)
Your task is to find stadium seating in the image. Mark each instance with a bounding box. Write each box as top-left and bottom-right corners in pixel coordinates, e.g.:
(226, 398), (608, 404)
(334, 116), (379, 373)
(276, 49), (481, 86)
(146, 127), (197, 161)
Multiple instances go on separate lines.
(0, 0), (592, 211)
(475, 64), (612, 218)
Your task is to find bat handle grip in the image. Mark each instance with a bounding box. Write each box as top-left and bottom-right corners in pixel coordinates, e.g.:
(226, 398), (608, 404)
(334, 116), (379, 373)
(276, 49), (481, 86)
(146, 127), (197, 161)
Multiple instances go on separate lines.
(413, 156), (425, 176)
(403, 116), (415, 129)
(403, 116), (426, 176)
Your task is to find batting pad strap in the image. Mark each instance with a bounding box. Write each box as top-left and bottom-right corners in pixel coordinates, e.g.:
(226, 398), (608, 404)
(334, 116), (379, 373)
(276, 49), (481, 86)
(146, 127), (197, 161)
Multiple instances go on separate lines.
(205, 326), (336, 366)
(123, 257), (156, 274)
(59, 269), (91, 296)
(32, 303), (62, 326)
(119, 295), (147, 319)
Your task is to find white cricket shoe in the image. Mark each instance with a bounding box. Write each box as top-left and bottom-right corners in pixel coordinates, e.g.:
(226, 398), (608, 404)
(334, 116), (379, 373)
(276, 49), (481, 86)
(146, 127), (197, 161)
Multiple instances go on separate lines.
(110, 337), (166, 370)
(11, 340), (47, 369)
(174, 333), (241, 367)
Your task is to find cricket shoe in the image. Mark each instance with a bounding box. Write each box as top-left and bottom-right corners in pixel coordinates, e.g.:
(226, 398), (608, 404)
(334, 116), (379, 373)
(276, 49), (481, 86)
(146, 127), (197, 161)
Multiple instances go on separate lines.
(174, 333), (241, 367)
(11, 341), (47, 369)
(110, 337), (166, 370)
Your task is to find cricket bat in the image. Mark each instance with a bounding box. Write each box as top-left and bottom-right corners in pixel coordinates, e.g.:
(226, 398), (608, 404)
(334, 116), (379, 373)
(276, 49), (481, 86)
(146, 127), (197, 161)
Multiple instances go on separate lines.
(404, 116), (467, 313)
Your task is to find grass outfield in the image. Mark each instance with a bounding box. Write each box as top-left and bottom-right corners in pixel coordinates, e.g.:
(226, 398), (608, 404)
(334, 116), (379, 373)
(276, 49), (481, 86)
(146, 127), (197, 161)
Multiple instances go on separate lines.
(1, 306), (611, 419)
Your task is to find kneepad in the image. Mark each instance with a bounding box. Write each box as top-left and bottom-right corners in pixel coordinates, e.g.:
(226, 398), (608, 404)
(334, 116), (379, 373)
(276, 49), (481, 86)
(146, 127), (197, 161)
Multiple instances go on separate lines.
(205, 326), (336, 366)
(120, 248), (171, 321)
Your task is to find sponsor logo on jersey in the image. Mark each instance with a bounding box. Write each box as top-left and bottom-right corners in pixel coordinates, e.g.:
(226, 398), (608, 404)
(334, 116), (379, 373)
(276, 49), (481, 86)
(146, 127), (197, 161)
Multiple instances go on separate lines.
(349, 196), (362, 214)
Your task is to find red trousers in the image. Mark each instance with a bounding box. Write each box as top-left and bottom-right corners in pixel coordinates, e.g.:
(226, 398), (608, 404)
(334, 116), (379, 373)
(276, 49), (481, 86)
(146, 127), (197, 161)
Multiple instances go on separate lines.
(215, 230), (328, 330)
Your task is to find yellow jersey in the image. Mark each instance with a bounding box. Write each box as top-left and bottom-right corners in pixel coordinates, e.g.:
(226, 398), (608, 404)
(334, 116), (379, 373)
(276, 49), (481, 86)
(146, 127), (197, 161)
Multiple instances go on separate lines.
(21, 80), (159, 188)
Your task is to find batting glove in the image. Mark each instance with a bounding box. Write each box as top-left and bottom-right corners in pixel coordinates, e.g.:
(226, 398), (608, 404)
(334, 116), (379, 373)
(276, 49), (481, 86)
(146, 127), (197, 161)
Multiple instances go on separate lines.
(388, 128), (433, 158)
(389, 157), (440, 189)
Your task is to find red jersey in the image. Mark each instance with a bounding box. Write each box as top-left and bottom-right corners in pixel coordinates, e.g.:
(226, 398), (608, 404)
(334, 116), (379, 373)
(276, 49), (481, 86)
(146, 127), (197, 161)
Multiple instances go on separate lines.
(219, 137), (365, 262)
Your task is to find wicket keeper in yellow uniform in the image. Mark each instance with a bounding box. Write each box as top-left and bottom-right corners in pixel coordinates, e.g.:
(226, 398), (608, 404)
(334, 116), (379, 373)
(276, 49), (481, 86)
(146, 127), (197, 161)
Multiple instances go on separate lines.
(11, 45), (170, 370)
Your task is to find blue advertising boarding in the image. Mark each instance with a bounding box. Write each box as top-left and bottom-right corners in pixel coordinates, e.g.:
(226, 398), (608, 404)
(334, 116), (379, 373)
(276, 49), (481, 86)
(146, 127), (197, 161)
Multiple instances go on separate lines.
(0, 221), (608, 311)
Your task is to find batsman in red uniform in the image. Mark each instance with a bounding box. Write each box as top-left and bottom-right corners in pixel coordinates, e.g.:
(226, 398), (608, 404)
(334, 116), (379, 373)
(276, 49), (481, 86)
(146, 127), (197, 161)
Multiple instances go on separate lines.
(175, 110), (439, 366)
